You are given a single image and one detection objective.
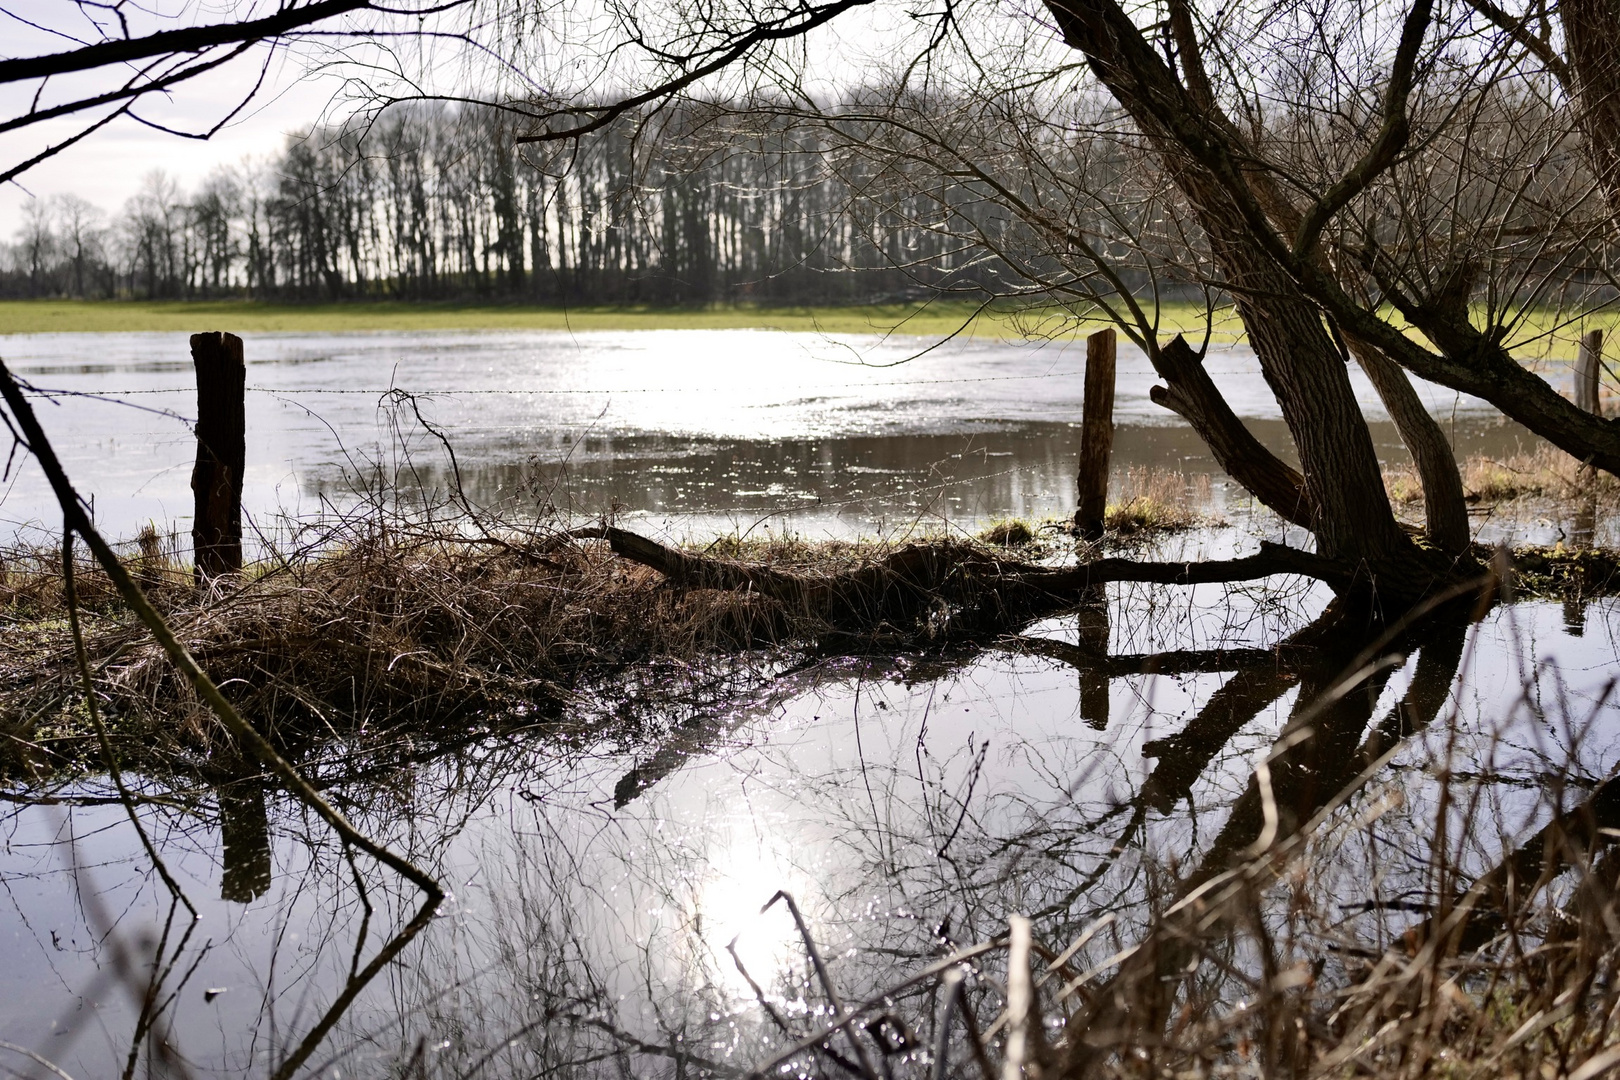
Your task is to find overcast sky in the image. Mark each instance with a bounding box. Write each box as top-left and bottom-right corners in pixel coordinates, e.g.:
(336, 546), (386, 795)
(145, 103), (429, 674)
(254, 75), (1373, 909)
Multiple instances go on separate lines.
(0, 79), (341, 238)
(0, 0), (428, 237)
(0, 0), (1045, 240)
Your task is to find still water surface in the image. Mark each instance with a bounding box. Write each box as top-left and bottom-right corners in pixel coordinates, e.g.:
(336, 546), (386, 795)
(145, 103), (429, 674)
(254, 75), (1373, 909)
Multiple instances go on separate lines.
(0, 327), (1558, 544)
(2, 578), (1618, 1077)
(1, 329), (1616, 1077)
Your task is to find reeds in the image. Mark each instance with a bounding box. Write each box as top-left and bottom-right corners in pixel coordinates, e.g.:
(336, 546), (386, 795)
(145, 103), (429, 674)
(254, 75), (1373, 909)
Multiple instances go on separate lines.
(1385, 446), (1620, 505)
(1106, 467), (1214, 534)
(1461, 445), (1610, 501)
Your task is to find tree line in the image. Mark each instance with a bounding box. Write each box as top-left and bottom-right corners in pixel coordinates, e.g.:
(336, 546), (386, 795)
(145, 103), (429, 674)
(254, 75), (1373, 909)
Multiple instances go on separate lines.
(0, 102), (1081, 305)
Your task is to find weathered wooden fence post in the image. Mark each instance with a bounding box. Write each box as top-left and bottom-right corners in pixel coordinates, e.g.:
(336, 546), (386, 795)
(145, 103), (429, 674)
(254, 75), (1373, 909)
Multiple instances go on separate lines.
(1576, 329), (1603, 416)
(1075, 328), (1117, 539)
(1074, 328), (1117, 728)
(190, 332), (246, 584)
(1566, 328), (1602, 634)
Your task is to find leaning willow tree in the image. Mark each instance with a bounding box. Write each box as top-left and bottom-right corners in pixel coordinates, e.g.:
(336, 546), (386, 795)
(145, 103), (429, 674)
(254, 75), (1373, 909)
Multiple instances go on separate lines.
(453, 0), (1618, 608)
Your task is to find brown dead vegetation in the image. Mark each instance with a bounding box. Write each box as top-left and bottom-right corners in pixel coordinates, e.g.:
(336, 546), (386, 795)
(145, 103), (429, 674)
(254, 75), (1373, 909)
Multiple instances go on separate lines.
(1105, 467), (1216, 534)
(0, 522), (792, 778)
(3, 503), (1617, 789)
(0, 507), (1344, 784)
(1386, 446), (1620, 505)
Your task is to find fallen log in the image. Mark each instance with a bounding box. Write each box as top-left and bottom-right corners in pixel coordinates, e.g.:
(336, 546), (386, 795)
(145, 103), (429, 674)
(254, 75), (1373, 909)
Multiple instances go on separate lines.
(567, 526), (1353, 639)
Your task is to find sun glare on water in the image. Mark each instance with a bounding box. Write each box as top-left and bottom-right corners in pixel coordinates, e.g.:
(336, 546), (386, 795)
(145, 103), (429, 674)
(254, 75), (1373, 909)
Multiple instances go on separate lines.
(685, 827), (812, 1003)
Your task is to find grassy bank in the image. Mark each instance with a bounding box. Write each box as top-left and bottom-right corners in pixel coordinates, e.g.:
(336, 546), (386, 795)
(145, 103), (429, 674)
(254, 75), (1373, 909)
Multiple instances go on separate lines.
(0, 296), (1224, 337)
(6, 297), (1620, 369)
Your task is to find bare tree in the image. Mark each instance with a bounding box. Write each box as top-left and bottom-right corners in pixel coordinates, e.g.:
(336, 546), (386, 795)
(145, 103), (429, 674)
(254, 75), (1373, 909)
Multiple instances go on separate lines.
(409, 0), (1620, 604)
(119, 171), (186, 298)
(53, 193), (107, 297)
(10, 0), (1617, 603)
(13, 199), (56, 296)
(0, 0), (478, 184)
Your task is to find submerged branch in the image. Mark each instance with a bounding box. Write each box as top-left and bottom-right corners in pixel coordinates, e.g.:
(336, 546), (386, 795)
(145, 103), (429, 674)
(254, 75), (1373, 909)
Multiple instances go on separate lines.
(572, 525), (1352, 634)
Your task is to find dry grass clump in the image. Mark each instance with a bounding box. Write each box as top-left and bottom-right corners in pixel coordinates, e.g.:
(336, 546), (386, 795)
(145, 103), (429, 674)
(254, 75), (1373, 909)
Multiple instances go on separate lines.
(696, 531), (870, 566)
(0, 523), (194, 621)
(0, 520), (814, 779)
(978, 518), (1037, 546)
(1386, 446), (1620, 505)
(0, 546), (64, 619)
(1383, 467), (1427, 505)
(1464, 446), (1581, 501)
(1106, 467), (1212, 534)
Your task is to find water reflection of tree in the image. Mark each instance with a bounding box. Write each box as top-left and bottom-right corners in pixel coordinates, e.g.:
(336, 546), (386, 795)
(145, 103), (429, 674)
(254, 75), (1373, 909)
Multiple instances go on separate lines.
(313, 594), (1605, 1077)
(7, 589), (1618, 1079)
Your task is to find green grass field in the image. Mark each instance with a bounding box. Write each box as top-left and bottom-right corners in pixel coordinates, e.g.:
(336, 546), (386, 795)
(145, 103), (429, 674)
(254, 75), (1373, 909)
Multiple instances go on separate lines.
(0, 297), (1227, 339)
(2, 297), (1612, 366)
(0, 298), (1032, 336)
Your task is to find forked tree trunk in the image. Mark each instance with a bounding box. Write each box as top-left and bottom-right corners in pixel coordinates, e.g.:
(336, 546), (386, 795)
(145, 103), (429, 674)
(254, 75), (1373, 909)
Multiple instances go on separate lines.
(1345, 337), (1471, 554)
(1045, 0), (1462, 600)
(1150, 335), (1314, 529)
(1178, 66), (1472, 556)
(1209, 235), (1412, 567)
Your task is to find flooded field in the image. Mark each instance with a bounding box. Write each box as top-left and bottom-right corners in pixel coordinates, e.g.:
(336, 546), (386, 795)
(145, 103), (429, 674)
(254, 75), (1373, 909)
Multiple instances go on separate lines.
(1, 329), (1618, 1079)
(0, 328), (1580, 544)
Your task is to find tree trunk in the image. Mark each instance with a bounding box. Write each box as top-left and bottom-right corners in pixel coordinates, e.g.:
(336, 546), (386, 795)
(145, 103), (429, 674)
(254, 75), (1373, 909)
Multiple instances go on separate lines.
(1045, 0), (1461, 599)
(567, 524), (1358, 638)
(1563, 0), (1620, 221)
(1171, 160), (1418, 569)
(1345, 336), (1471, 554)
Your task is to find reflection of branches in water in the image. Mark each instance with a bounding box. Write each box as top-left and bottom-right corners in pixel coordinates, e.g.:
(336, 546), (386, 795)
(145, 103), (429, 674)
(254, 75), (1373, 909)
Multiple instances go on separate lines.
(311, 603), (1289, 1070)
(275, 660), (856, 1076)
(785, 612), (1620, 1080)
(7, 542), (1620, 1078)
(378, 590), (1620, 1079)
(0, 640), (820, 1073)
